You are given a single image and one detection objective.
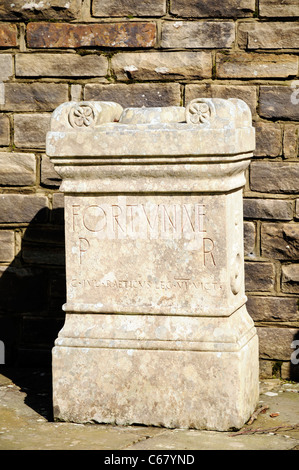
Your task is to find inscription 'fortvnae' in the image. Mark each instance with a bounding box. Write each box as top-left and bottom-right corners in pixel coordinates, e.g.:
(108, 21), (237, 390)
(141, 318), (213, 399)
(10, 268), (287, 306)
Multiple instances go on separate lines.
(70, 200), (217, 267)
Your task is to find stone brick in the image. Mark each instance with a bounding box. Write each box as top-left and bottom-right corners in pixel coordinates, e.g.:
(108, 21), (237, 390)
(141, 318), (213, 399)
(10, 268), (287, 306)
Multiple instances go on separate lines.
(41, 155), (61, 188)
(244, 221), (256, 257)
(281, 264), (299, 294)
(112, 51), (212, 81)
(245, 262), (275, 292)
(238, 22), (299, 50)
(283, 125), (298, 159)
(250, 162), (299, 194)
(51, 193), (64, 225)
(0, 54), (13, 82)
(261, 223), (299, 260)
(14, 113), (51, 149)
(0, 266), (49, 312)
(281, 361), (299, 381)
(16, 53), (108, 78)
(84, 83), (181, 108)
(296, 199), (299, 219)
(257, 327), (299, 361)
(0, 0), (82, 20)
(259, 0), (299, 17)
(0, 194), (49, 223)
(254, 121), (282, 157)
(0, 114), (10, 146)
(0, 230), (14, 262)
(1, 83), (68, 112)
(92, 0), (166, 16)
(170, 0), (255, 17)
(216, 53), (298, 79)
(0, 24), (17, 48)
(247, 296), (298, 322)
(27, 22), (156, 49)
(161, 21), (235, 49)
(243, 198), (293, 220)
(259, 86), (299, 121)
(0, 152), (36, 186)
(185, 84), (257, 116)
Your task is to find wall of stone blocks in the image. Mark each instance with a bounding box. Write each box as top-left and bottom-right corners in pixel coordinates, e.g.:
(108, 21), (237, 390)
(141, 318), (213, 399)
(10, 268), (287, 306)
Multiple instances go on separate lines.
(0, 0), (298, 379)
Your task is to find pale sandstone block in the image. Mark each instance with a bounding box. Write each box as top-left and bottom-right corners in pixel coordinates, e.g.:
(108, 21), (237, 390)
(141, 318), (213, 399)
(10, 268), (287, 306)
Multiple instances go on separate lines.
(14, 113), (51, 149)
(238, 22), (299, 50)
(259, 0), (299, 17)
(0, 0), (82, 20)
(170, 0), (255, 17)
(0, 152), (36, 186)
(92, 0), (166, 16)
(216, 53), (298, 79)
(0, 194), (48, 223)
(281, 264), (299, 294)
(0, 114), (10, 146)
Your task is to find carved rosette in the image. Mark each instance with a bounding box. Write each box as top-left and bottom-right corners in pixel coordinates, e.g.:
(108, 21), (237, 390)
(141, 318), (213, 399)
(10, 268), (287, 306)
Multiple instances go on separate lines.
(185, 98), (214, 125)
(68, 104), (95, 129)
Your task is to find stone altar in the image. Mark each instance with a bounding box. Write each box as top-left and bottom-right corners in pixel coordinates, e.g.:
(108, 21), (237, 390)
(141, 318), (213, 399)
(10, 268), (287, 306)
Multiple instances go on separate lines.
(46, 97), (259, 431)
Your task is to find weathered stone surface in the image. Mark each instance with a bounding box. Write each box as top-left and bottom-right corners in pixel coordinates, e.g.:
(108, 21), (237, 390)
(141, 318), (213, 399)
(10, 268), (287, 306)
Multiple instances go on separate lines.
(161, 21), (235, 49)
(0, 24), (17, 47)
(0, 266), (49, 312)
(254, 121), (282, 157)
(243, 198), (293, 220)
(22, 243), (65, 266)
(1, 83), (68, 112)
(14, 113), (51, 149)
(281, 264), (299, 294)
(216, 53), (298, 79)
(259, 86), (299, 120)
(0, 54), (13, 82)
(283, 125), (298, 159)
(185, 84), (257, 116)
(27, 22), (156, 48)
(247, 296), (298, 322)
(48, 99), (258, 430)
(170, 0), (255, 17)
(52, 193), (65, 225)
(0, 152), (36, 186)
(92, 0), (166, 16)
(0, 0), (82, 20)
(112, 51), (212, 80)
(244, 221), (255, 257)
(0, 230), (14, 262)
(250, 162), (299, 194)
(84, 83), (181, 108)
(0, 195), (48, 223)
(238, 22), (299, 49)
(41, 155), (62, 188)
(245, 262), (275, 292)
(296, 199), (299, 219)
(16, 53), (108, 78)
(261, 223), (299, 260)
(259, 0), (299, 17)
(257, 327), (299, 361)
(0, 114), (10, 146)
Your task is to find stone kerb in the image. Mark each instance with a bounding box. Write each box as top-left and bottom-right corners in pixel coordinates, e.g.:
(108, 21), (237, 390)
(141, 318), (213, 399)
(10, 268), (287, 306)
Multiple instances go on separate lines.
(46, 98), (259, 431)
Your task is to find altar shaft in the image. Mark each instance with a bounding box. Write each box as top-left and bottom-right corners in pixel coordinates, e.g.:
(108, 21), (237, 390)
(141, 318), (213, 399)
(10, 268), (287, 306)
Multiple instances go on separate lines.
(47, 98), (259, 431)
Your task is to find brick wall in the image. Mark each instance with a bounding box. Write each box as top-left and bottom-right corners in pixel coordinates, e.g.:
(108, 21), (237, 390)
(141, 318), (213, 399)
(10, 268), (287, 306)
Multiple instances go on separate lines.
(0, 0), (298, 378)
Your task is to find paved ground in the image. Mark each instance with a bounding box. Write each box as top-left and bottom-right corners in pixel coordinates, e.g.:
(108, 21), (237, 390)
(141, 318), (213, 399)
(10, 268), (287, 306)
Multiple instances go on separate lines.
(0, 367), (299, 451)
